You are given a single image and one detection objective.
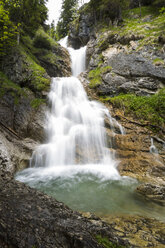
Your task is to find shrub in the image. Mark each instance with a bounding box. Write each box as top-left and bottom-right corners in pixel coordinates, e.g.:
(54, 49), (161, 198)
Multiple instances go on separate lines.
(33, 35), (51, 50)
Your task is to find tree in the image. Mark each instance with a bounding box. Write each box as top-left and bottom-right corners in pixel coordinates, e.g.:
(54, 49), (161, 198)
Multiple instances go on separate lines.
(56, 0), (79, 39)
(0, 1), (18, 55)
(3, 0), (48, 36)
(0, 0), (48, 55)
(89, 0), (125, 25)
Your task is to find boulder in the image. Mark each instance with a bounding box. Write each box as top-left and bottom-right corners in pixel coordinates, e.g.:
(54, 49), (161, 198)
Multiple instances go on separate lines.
(107, 53), (165, 81)
(137, 183), (165, 205)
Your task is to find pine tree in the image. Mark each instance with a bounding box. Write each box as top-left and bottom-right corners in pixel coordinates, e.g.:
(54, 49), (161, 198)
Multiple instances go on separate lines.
(56, 0), (78, 39)
(0, 0), (48, 55)
(0, 0), (18, 55)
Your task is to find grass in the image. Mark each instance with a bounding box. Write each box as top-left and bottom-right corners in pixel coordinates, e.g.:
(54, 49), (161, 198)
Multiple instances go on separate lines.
(20, 47), (50, 92)
(96, 6), (165, 51)
(95, 235), (126, 248)
(100, 88), (165, 132)
(88, 66), (112, 88)
(153, 58), (164, 65)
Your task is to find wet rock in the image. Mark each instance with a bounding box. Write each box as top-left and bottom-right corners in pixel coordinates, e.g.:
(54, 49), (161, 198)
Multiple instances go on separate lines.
(102, 214), (165, 248)
(0, 91), (45, 142)
(0, 133), (12, 172)
(68, 11), (94, 49)
(86, 38), (97, 67)
(0, 128), (38, 173)
(0, 173), (129, 248)
(137, 183), (165, 206)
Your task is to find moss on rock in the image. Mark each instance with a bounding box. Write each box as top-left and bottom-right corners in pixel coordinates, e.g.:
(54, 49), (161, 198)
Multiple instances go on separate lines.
(0, 71), (26, 104)
(95, 235), (126, 248)
(88, 66), (112, 89)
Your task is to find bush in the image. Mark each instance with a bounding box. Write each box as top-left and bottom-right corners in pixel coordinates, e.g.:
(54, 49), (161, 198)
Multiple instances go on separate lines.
(33, 35), (51, 50)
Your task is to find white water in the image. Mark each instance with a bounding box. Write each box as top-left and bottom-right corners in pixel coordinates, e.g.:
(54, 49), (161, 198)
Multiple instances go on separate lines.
(149, 138), (158, 154)
(26, 36), (123, 180)
(60, 36), (86, 76)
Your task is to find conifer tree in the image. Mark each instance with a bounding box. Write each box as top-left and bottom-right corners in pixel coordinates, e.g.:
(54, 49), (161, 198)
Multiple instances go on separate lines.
(56, 0), (78, 39)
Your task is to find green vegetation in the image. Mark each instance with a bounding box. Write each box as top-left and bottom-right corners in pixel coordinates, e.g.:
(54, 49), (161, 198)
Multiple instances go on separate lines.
(88, 66), (112, 88)
(22, 49), (50, 92)
(0, 1), (18, 55)
(33, 28), (58, 50)
(153, 58), (164, 66)
(95, 5), (165, 51)
(95, 235), (126, 248)
(0, 71), (26, 104)
(21, 28), (61, 70)
(30, 98), (46, 109)
(56, 0), (79, 39)
(0, 0), (48, 55)
(100, 89), (165, 131)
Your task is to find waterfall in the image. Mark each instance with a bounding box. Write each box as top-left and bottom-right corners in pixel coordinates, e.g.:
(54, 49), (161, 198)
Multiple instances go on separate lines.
(15, 38), (165, 220)
(28, 37), (122, 180)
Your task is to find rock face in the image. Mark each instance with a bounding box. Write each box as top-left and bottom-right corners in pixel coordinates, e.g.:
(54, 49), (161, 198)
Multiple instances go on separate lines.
(137, 183), (165, 205)
(86, 32), (165, 96)
(0, 88), (46, 172)
(68, 7), (95, 49)
(103, 214), (165, 248)
(35, 44), (71, 77)
(1, 47), (50, 95)
(0, 90), (46, 141)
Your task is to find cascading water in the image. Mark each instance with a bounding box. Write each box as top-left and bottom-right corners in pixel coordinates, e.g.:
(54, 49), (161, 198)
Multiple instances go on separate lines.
(29, 36), (121, 177)
(16, 38), (165, 220)
(149, 138), (158, 154)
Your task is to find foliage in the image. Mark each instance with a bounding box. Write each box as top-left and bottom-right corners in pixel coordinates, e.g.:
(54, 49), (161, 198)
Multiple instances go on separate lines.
(33, 27), (58, 51)
(33, 34), (51, 50)
(95, 235), (126, 248)
(48, 21), (56, 39)
(0, 1), (18, 55)
(86, 0), (130, 25)
(0, 71), (26, 104)
(24, 51), (50, 92)
(95, 4), (165, 52)
(15, 44), (50, 93)
(30, 98), (46, 109)
(100, 89), (165, 131)
(56, 0), (79, 39)
(0, 0), (48, 55)
(4, 0), (48, 36)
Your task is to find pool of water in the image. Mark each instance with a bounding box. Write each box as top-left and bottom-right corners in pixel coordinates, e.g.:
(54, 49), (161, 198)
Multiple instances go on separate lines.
(15, 165), (165, 221)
